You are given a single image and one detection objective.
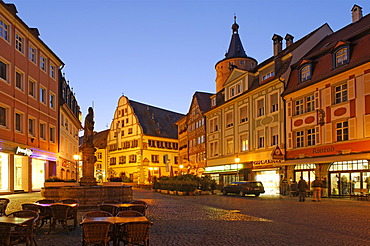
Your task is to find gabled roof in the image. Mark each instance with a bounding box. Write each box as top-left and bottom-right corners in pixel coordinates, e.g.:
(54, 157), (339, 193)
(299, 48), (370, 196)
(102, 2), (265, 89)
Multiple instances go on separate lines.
(93, 130), (109, 149)
(223, 68), (248, 87)
(129, 100), (184, 139)
(193, 91), (214, 113)
(284, 11), (370, 96)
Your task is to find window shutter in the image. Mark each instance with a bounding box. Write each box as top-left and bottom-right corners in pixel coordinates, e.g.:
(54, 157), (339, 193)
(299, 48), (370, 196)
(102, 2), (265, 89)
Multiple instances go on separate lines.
(325, 123), (332, 143)
(348, 118), (356, 140)
(364, 115), (370, 137)
(314, 91), (320, 110)
(287, 101), (292, 117)
(315, 126), (321, 145)
(348, 79), (355, 100)
(288, 132), (292, 149)
(322, 87), (331, 107)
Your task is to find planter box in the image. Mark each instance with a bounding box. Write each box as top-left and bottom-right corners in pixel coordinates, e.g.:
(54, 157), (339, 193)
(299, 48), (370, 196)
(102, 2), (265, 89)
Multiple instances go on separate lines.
(177, 191), (187, 196)
(161, 190), (168, 194)
(44, 182), (78, 187)
(169, 191), (175, 195)
(102, 182), (124, 186)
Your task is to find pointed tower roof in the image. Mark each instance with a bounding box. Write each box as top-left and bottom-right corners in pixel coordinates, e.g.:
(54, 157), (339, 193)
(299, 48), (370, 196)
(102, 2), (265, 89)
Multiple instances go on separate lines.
(225, 16), (247, 58)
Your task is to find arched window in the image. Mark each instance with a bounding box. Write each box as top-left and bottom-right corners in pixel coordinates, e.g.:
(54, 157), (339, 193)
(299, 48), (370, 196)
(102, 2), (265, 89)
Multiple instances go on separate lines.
(329, 160), (369, 171)
(299, 64), (311, 83)
(334, 47), (349, 67)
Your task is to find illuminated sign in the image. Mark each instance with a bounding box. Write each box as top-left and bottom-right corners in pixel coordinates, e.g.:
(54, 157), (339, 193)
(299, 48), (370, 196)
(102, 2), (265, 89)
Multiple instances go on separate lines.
(15, 147), (33, 156)
(204, 164), (243, 173)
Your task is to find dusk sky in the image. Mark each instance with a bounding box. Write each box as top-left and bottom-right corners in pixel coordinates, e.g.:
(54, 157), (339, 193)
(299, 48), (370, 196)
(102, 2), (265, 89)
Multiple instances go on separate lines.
(8, 0), (370, 132)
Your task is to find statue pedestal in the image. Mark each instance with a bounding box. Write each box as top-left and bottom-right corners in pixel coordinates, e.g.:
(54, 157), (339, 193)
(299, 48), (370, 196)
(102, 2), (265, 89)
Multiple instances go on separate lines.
(80, 144), (97, 186)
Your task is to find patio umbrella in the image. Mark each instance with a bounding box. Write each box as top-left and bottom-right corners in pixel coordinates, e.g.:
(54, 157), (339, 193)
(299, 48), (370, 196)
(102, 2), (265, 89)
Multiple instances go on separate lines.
(170, 166), (174, 177)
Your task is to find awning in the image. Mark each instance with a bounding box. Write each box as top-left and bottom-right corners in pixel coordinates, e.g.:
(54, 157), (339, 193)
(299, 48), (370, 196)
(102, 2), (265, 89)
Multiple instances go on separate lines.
(279, 152), (370, 166)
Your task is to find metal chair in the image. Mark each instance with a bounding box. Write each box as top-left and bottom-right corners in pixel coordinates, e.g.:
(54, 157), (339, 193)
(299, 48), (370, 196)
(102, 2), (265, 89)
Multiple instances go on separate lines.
(7, 210), (39, 246)
(117, 221), (152, 246)
(0, 198), (10, 216)
(81, 221), (112, 246)
(82, 211), (113, 220)
(98, 204), (118, 216)
(128, 205), (146, 216)
(48, 204), (74, 234)
(116, 210), (144, 217)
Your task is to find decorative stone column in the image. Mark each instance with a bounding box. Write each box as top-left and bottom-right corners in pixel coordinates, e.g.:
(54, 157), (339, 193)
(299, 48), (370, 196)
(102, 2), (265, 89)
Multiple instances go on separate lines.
(79, 145), (97, 186)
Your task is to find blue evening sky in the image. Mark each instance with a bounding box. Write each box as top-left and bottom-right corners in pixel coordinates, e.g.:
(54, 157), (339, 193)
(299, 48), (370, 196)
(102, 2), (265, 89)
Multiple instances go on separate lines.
(8, 0), (370, 132)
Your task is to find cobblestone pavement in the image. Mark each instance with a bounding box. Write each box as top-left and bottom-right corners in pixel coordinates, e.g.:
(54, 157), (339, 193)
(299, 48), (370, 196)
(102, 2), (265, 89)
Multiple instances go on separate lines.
(1, 189), (369, 246)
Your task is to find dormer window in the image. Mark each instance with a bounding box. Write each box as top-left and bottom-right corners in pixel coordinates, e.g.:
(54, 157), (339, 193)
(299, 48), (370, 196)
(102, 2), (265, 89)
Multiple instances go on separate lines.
(299, 64), (311, 83)
(334, 47), (349, 67)
(229, 81), (242, 99)
(262, 71), (275, 81)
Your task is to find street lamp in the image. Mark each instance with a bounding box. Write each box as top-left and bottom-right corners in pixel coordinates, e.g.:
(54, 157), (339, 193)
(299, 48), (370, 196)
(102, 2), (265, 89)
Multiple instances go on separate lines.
(179, 164), (184, 175)
(73, 154), (80, 181)
(235, 155), (240, 163)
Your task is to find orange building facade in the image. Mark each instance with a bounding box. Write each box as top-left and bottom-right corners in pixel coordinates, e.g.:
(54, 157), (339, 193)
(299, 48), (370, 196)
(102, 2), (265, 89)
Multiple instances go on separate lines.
(0, 2), (63, 193)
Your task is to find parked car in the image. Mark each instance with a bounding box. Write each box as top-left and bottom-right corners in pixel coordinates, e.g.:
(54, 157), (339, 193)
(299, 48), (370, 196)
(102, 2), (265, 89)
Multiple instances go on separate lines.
(221, 181), (265, 197)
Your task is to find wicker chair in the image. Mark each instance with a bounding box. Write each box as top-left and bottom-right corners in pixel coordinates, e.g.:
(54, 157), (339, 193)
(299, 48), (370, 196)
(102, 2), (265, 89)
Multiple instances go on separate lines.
(117, 221), (152, 246)
(116, 210), (144, 217)
(60, 199), (79, 228)
(0, 222), (13, 245)
(130, 200), (148, 208)
(0, 198), (10, 216)
(35, 199), (55, 204)
(82, 211), (113, 221)
(82, 221), (112, 246)
(21, 203), (44, 229)
(48, 204), (75, 234)
(7, 210), (39, 246)
(128, 205), (146, 216)
(60, 199), (79, 204)
(98, 204), (118, 216)
(102, 200), (120, 204)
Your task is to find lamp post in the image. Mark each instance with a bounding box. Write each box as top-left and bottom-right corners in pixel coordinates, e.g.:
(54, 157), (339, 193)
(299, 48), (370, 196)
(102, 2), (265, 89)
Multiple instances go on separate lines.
(235, 155), (240, 163)
(179, 164), (184, 175)
(73, 154), (80, 182)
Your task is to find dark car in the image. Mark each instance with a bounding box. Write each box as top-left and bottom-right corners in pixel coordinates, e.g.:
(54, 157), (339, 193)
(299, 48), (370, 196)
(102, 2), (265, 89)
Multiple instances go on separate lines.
(221, 181), (265, 197)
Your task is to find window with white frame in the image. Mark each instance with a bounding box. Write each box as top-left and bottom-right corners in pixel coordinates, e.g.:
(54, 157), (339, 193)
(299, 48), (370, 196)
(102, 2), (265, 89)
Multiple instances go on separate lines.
(15, 112), (22, 132)
(28, 118), (35, 136)
(209, 141), (219, 157)
(29, 45), (36, 63)
(226, 111), (233, 128)
(209, 117), (218, 133)
(211, 98), (216, 107)
(336, 121), (348, 141)
(296, 130), (304, 148)
(15, 33), (24, 53)
(0, 106), (7, 127)
(40, 55), (46, 71)
(129, 154), (137, 163)
(15, 71), (24, 91)
(39, 122), (46, 140)
(239, 106), (248, 123)
(257, 99), (264, 117)
(49, 64), (55, 78)
(119, 156), (126, 164)
(49, 126), (55, 142)
(40, 87), (46, 104)
(229, 82), (242, 99)
(335, 47), (349, 67)
(295, 98), (303, 115)
(270, 93), (278, 113)
(0, 19), (9, 41)
(300, 64), (311, 82)
(306, 94), (315, 112)
(334, 84), (348, 104)
(262, 71), (274, 81)
(0, 60), (8, 82)
(257, 130), (264, 149)
(151, 155), (159, 163)
(271, 126), (278, 146)
(49, 93), (55, 109)
(110, 157), (117, 165)
(240, 134), (249, 152)
(29, 79), (36, 98)
(307, 128), (316, 146)
(226, 138), (233, 154)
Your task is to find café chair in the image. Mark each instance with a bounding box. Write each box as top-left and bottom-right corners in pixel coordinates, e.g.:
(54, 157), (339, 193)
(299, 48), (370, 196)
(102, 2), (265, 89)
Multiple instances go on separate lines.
(7, 210), (39, 246)
(35, 199), (55, 204)
(102, 200), (120, 204)
(129, 200), (148, 208)
(81, 221), (112, 246)
(60, 199), (79, 228)
(98, 204), (118, 216)
(116, 210), (143, 217)
(0, 222), (14, 245)
(21, 203), (43, 229)
(82, 211), (113, 220)
(0, 198), (10, 216)
(60, 199), (79, 205)
(117, 221), (152, 246)
(128, 205), (146, 216)
(48, 204), (74, 234)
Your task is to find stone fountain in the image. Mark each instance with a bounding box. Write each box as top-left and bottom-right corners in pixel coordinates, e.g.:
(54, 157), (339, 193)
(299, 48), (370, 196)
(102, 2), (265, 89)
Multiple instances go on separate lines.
(41, 107), (133, 208)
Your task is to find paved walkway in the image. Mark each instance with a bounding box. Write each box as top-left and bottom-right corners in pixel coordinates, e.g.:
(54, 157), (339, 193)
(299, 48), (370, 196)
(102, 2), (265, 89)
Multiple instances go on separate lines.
(1, 189), (369, 245)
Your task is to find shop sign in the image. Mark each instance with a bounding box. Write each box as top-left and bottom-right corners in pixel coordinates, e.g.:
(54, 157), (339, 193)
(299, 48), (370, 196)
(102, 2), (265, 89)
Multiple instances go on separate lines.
(252, 159), (281, 169)
(312, 146), (336, 155)
(15, 147), (33, 156)
(204, 164), (243, 173)
(271, 146), (284, 160)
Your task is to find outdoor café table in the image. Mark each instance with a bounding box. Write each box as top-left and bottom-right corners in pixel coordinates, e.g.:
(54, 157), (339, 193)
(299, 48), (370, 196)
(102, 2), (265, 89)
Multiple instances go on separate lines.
(0, 216), (32, 225)
(106, 203), (146, 212)
(34, 202), (79, 228)
(82, 216), (149, 246)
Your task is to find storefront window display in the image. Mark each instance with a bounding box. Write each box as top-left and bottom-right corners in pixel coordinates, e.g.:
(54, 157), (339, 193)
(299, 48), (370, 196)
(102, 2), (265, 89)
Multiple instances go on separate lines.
(31, 159), (45, 191)
(0, 153), (9, 192)
(14, 155), (28, 192)
(255, 170), (279, 195)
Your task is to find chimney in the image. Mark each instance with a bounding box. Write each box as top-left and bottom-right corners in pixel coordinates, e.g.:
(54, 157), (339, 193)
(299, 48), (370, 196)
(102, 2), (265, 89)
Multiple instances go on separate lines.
(351, 5), (363, 23)
(272, 34), (283, 56)
(285, 34), (294, 48)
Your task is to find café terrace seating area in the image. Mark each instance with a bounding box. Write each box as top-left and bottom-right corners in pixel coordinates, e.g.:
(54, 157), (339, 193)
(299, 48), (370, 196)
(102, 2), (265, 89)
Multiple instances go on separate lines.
(0, 197), (151, 246)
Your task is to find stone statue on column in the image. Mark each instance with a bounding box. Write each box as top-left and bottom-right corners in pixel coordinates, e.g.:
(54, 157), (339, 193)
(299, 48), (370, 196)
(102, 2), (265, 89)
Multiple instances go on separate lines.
(80, 107), (97, 186)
